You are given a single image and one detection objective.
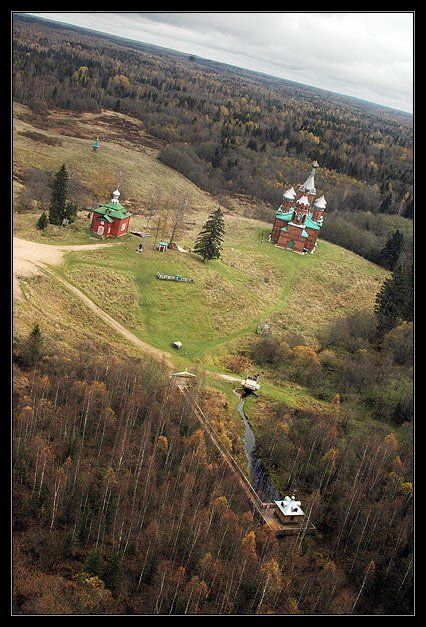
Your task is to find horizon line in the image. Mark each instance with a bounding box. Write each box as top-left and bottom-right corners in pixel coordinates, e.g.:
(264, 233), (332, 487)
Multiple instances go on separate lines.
(18, 11), (413, 116)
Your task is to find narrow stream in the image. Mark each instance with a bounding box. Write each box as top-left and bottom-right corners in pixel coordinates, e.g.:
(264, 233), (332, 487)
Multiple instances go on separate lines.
(237, 398), (280, 503)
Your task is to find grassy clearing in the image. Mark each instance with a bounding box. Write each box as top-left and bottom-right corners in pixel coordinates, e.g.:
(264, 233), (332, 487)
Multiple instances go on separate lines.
(13, 272), (142, 359)
(59, 213), (387, 366)
(13, 101), (388, 421)
(12, 103), (393, 491)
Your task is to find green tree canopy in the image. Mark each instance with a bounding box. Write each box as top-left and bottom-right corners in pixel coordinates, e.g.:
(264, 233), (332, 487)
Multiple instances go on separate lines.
(193, 208), (225, 262)
(375, 264), (413, 335)
(36, 211), (48, 230)
(378, 230), (404, 270)
(49, 164), (69, 225)
(18, 323), (44, 367)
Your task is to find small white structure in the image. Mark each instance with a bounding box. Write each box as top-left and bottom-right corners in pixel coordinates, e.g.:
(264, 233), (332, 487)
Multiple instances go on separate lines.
(241, 375), (261, 393)
(257, 322), (270, 336)
(172, 341), (183, 349)
(157, 241), (168, 252)
(111, 187), (120, 204)
(274, 495), (305, 524)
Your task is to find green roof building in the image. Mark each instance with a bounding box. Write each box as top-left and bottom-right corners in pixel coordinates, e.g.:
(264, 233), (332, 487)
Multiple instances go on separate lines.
(90, 188), (132, 238)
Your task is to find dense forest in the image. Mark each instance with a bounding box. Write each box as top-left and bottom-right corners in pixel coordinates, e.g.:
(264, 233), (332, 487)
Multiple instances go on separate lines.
(13, 338), (413, 614)
(12, 266), (414, 615)
(222, 267), (414, 615)
(12, 13), (413, 615)
(13, 14), (413, 223)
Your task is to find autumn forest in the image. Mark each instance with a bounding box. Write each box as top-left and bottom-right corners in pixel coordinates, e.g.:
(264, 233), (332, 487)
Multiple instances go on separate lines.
(12, 13), (413, 616)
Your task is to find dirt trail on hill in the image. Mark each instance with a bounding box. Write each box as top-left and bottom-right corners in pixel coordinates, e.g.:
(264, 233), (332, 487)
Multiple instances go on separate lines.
(13, 237), (113, 298)
(42, 267), (175, 368)
(13, 237), (240, 382)
(13, 237), (241, 382)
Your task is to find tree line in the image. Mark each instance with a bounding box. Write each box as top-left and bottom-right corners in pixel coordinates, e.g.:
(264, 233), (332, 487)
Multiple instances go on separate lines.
(13, 325), (412, 614)
(13, 14), (413, 221)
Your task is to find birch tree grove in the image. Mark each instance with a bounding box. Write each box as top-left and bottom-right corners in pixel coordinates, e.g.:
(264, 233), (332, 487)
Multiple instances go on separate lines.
(12, 351), (289, 613)
(13, 347), (413, 615)
(243, 389), (413, 615)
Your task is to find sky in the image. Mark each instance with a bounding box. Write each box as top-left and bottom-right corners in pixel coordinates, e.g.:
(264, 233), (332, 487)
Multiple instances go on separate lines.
(28, 12), (414, 113)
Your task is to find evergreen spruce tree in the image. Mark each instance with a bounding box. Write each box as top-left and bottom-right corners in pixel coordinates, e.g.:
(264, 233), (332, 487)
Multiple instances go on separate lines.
(375, 265), (413, 336)
(19, 323), (44, 367)
(378, 230), (404, 270)
(49, 164), (69, 225)
(64, 201), (78, 223)
(62, 530), (78, 558)
(378, 193), (394, 215)
(36, 211), (48, 230)
(103, 552), (122, 592)
(193, 208), (225, 262)
(84, 547), (103, 576)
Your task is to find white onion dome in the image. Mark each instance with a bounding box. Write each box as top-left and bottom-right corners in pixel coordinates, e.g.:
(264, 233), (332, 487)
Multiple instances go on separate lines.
(297, 195), (310, 206)
(314, 195), (327, 210)
(283, 186), (296, 201)
(111, 188), (120, 204)
(299, 161), (319, 194)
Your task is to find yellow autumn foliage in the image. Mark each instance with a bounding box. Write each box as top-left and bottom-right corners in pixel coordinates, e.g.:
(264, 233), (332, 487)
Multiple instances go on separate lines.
(157, 435), (168, 453)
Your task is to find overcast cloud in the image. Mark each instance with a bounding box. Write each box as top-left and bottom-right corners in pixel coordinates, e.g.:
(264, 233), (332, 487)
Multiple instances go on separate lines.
(27, 12), (413, 112)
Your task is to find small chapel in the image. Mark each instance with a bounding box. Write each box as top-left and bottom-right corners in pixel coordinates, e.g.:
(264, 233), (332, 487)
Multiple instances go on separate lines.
(90, 188), (132, 238)
(270, 161), (327, 254)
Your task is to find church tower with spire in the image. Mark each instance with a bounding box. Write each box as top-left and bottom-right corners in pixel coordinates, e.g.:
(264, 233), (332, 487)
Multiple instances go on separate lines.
(270, 161), (326, 254)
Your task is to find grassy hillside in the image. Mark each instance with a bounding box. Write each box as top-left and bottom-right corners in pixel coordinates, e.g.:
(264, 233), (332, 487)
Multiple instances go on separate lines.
(13, 103), (388, 369)
(13, 272), (143, 359)
(58, 220), (386, 364)
(13, 102), (219, 212)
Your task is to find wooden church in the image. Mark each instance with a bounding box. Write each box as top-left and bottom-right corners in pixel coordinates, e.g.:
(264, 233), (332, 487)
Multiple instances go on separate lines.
(90, 188), (132, 238)
(270, 161), (327, 254)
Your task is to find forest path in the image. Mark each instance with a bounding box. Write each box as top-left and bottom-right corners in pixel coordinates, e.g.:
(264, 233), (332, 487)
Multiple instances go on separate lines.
(179, 387), (288, 535)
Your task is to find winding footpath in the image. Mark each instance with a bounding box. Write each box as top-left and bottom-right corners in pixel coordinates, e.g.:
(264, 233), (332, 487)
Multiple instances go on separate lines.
(13, 237), (241, 382)
(13, 237), (113, 298)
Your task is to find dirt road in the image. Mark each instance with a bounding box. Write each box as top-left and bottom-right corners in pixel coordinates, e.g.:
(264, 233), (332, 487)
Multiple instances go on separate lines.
(13, 237), (241, 382)
(44, 267), (174, 368)
(13, 237), (113, 298)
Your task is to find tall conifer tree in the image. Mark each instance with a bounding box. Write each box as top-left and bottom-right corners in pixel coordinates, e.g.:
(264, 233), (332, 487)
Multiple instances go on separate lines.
(19, 323), (44, 367)
(378, 230), (404, 270)
(193, 208), (225, 262)
(49, 164), (69, 225)
(375, 264), (413, 335)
